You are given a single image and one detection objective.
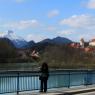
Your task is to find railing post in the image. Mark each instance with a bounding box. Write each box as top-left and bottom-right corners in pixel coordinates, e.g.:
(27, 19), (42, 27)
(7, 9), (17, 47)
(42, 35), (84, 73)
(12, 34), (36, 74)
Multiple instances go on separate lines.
(68, 71), (70, 88)
(0, 76), (2, 93)
(86, 70), (88, 86)
(84, 70), (88, 87)
(17, 72), (19, 95)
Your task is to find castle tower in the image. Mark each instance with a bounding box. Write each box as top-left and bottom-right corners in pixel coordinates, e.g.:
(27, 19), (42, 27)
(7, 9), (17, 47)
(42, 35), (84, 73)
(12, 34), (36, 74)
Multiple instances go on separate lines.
(80, 38), (84, 48)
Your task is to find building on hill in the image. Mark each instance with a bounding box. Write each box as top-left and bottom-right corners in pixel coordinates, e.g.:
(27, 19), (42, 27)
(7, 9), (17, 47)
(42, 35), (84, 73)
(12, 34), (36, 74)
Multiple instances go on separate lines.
(30, 50), (40, 60)
(68, 38), (95, 53)
(80, 38), (85, 48)
(70, 42), (80, 48)
(80, 38), (89, 48)
(89, 39), (95, 46)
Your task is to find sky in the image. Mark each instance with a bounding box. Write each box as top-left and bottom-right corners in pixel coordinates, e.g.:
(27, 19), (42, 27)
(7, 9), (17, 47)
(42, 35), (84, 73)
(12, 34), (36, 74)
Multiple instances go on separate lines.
(0, 0), (95, 42)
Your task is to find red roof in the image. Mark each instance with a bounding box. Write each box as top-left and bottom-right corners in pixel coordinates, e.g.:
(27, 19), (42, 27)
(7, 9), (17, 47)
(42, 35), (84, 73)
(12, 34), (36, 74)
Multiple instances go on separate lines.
(91, 39), (95, 42)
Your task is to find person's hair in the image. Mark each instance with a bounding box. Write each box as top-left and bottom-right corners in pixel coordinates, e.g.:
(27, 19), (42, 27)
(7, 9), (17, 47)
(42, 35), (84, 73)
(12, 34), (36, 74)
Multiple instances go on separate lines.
(41, 62), (48, 71)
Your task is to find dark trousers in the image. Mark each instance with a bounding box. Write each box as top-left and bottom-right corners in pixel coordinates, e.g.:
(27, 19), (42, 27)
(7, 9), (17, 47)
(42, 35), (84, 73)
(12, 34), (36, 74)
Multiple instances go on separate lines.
(40, 78), (47, 92)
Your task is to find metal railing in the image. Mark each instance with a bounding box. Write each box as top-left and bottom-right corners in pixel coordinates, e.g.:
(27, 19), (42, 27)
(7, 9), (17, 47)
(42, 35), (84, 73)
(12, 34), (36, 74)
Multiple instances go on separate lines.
(0, 70), (95, 94)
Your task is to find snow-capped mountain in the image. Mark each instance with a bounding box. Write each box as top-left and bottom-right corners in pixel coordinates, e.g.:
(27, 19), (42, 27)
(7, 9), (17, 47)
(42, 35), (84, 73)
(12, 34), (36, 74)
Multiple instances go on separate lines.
(5, 30), (23, 40)
(0, 30), (28, 48)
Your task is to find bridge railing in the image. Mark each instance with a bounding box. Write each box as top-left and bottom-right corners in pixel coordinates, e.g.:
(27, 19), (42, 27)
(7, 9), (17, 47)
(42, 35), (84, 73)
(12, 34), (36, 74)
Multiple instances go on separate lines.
(0, 70), (95, 94)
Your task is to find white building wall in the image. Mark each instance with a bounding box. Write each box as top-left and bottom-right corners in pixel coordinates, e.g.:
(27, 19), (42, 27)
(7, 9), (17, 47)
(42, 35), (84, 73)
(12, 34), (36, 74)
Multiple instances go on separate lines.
(89, 42), (95, 46)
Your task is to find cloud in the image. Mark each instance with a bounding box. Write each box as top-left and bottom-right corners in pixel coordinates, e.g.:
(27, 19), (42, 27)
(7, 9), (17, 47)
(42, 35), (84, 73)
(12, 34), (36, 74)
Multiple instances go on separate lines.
(48, 10), (59, 18)
(0, 32), (6, 37)
(57, 29), (75, 36)
(26, 34), (46, 42)
(86, 0), (95, 9)
(59, 14), (95, 41)
(59, 14), (95, 29)
(78, 33), (95, 41)
(2, 19), (40, 30)
(46, 26), (56, 31)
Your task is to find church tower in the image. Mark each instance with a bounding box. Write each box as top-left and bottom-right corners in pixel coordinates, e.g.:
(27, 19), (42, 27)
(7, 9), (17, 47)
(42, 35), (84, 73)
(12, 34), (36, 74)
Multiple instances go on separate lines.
(80, 38), (84, 48)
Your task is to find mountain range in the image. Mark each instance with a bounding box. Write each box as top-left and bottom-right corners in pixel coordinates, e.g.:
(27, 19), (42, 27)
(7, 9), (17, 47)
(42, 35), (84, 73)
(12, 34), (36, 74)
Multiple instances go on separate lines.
(0, 30), (73, 49)
(4, 30), (28, 48)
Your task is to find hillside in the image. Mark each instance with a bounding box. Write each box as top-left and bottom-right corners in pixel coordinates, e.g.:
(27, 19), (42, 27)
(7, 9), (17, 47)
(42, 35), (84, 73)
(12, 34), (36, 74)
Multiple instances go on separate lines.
(39, 45), (95, 69)
(0, 38), (17, 63)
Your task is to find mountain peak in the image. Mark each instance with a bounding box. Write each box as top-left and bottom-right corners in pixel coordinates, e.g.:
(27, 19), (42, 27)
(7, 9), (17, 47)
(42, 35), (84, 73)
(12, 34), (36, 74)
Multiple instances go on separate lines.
(52, 36), (72, 44)
(54, 36), (68, 39)
(37, 36), (72, 46)
(6, 30), (22, 40)
(8, 30), (14, 35)
(3, 30), (28, 48)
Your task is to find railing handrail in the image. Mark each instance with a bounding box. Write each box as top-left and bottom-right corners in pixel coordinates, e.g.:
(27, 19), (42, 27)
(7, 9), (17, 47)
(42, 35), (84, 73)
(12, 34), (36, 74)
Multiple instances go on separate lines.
(0, 69), (95, 74)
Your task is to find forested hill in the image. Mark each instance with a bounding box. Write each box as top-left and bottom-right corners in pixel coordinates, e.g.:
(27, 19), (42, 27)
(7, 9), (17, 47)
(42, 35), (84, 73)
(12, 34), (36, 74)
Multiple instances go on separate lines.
(39, 45), (95, 69)
(0, 38), (17, 63)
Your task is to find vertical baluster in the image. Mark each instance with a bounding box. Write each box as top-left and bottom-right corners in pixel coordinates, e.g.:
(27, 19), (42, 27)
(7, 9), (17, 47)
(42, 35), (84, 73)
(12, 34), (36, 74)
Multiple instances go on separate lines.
(86, 70), (88, 86)
(31, 75), (32, 90)
(21, 76), (23, 91)
(26, 75), (27, 90)
(34, 76), (36, 90)
(68, 71), (70, 88)
(28, 76), (30, 90)
(15, 75), (16, 93)
(55, 74), (57, 88)
(4, 76), (7, 92)
(33, 76), (35, 90)
(7, 76), (9, 92)
(26, 76), (27, 90)
(37, 75), (39, 90)
(28, 75), (30, 90)
(2, 77), (4, 93)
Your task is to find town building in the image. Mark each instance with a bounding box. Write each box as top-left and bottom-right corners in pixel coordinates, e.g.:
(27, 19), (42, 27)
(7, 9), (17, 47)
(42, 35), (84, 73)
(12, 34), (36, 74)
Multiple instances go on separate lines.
(80, 38), (85, 48)
(89, 39), (95, 46)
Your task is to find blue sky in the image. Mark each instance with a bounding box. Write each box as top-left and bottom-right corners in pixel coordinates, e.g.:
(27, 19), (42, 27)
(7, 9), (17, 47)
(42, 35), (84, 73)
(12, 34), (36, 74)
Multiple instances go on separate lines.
(0, 0), (95, 42)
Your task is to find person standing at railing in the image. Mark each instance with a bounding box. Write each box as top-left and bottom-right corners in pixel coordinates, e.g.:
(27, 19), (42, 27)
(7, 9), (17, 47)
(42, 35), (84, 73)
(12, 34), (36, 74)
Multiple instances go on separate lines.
(39, 62), (49, 93)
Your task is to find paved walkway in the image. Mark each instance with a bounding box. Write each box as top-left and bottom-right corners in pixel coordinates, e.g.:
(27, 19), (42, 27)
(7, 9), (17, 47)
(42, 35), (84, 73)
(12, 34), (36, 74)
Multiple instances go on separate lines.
(1, 85), (95, 95)
(76, 91), (95, 95)
(22, 85), (95, 95)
